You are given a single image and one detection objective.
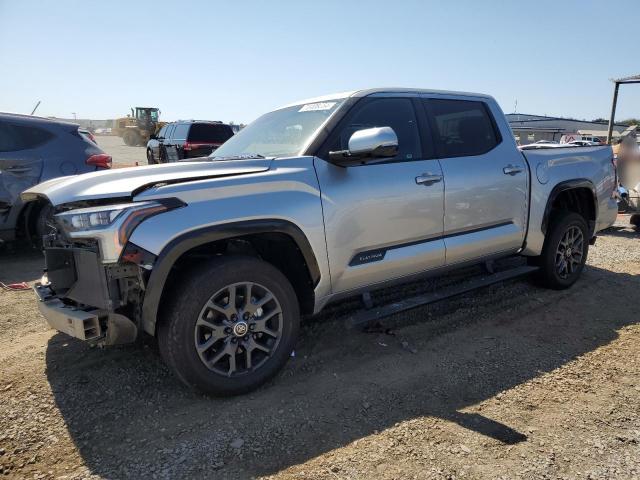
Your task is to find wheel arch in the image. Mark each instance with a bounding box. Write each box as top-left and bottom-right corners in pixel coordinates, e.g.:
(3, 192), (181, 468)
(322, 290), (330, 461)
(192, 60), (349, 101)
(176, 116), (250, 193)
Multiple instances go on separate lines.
(141, 219), (321, 336)
(541, 179), (597, 237)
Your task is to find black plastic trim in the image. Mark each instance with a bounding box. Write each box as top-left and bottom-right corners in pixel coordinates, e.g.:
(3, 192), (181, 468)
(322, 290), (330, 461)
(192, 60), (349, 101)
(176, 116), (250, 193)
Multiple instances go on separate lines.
(348, 221), (514, 267)
(541, 179), (598, 235)
(141, 219), (321, 334)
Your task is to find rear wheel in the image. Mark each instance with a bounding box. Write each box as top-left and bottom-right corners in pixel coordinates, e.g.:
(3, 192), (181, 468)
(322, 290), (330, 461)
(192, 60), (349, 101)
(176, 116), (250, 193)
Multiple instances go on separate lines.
(158, 256), (300, 396)
(533, 211), (589, 290)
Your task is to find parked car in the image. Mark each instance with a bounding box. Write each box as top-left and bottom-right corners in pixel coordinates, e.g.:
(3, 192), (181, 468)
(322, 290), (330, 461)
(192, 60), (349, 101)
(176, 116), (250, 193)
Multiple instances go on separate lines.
(568, 140), (601, 147)
(146, 120), (234, 164)
(23, 88), (617, 396)
(560, 134), (604, 145)
(0, 113), (111, 244)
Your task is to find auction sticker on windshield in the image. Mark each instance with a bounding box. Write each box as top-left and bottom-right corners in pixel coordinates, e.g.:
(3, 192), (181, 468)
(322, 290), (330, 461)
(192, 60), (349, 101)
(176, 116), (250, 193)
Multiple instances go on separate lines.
(298, 102), (337, 112)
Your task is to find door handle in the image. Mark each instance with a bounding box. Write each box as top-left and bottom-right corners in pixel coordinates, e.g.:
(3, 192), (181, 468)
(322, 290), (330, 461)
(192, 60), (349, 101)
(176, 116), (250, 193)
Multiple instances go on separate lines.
(415, 173), (443, 185)
(503, 164), (523, 175)
(4, 166), (31, 174)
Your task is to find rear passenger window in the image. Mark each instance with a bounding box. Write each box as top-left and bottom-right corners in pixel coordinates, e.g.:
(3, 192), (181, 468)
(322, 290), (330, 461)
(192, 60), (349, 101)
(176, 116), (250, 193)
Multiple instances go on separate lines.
(172, 124), (190, 141)
(425, 99), (499, 158)
(0, 122), (53, 152)
(188, 124), (234, 143)
(334, 98), (421, 162)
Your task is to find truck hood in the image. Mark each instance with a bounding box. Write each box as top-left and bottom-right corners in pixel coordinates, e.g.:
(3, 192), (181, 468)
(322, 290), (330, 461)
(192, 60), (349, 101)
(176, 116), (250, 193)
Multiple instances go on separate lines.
(21, 158), (273, 206)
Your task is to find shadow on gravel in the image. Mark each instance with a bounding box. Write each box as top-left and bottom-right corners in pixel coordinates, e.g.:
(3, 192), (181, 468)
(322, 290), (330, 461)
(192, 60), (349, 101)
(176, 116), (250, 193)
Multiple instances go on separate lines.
(601, 225), (640, 239)
(45, 265), (640, 479)
(0, 246), (43, 284)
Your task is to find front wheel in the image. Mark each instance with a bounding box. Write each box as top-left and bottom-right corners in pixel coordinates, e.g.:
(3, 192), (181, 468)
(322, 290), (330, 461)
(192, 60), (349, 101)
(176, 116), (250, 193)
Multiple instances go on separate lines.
(158, 256), (300, 396)
(146, 148), (156, 164)
(533, 211), (589, 290)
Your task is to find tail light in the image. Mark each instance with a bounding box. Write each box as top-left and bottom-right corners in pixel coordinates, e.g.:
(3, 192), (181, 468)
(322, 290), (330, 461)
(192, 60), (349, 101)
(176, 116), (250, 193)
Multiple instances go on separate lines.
(86, 154), (112, 169)
(183, 142), (221, 151)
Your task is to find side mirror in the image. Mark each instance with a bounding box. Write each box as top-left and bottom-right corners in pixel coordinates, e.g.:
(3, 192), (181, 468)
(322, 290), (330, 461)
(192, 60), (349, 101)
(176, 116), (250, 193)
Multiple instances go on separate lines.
(149, 134), (157, 140)
(329, 127), (399, 166)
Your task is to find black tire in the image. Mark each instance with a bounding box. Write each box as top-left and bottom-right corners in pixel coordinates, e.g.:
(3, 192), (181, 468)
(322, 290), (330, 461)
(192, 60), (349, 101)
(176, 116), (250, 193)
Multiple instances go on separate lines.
(146, 148), (156, 165)
(630, 214), (640, 228)
(122, 130), (135, 146)
(158, 255), (300, 396)
(533, 211), (589, 290)
(34, 203), (56, 249)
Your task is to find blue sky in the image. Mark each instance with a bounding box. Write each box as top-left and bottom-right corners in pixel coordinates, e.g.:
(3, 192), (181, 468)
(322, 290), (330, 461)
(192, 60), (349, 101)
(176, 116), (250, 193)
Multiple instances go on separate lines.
(1, 0), (639, 123)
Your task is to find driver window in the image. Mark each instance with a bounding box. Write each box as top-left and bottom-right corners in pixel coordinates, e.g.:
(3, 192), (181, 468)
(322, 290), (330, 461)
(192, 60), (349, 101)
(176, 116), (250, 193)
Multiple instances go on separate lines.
(336, 98), (421, 162)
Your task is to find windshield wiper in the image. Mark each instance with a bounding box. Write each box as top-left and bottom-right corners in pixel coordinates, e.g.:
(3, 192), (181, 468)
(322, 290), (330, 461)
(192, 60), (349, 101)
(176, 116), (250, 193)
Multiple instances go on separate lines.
(210, 153), (266, 160)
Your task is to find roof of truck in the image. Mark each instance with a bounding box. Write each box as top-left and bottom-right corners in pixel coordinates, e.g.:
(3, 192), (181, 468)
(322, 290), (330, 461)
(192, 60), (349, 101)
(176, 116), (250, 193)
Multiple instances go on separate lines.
(279, 88), (493, 110)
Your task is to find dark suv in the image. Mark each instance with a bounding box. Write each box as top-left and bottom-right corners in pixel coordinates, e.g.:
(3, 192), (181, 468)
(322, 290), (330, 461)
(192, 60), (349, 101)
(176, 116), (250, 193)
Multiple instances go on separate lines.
(146, 120), (234, 164)
(0, 113), (110, 244)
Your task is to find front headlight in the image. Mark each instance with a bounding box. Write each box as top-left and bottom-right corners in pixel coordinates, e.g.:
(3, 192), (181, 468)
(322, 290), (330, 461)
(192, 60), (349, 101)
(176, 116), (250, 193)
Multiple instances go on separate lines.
(57, 203), (133, 232)
(55, 199), (184, 263)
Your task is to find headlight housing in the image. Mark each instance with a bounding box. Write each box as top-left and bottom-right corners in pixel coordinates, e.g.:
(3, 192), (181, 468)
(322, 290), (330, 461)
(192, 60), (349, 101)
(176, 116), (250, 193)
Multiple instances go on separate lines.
(55, 199), (184, 263)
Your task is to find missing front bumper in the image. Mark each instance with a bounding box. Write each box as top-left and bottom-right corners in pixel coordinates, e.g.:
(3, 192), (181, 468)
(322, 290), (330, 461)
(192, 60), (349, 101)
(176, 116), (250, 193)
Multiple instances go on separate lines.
(34, 283), (103, 341)
(34, 282), (138, 345)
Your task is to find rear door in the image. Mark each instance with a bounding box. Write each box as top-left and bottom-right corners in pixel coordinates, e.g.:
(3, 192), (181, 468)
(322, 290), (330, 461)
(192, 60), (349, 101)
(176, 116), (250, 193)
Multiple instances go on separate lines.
(422, 96), (528, 264)
(0, 120), (49, 228)
(185, 123), (234, 158)
(315, 95), (446, 293)
(167, 123), (189, 161)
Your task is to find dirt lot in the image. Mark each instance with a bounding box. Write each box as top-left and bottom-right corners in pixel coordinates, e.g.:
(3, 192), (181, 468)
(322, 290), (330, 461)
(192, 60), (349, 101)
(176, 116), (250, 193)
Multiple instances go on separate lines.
(94, 135), (148, 168)
(1, 219), (639, 479)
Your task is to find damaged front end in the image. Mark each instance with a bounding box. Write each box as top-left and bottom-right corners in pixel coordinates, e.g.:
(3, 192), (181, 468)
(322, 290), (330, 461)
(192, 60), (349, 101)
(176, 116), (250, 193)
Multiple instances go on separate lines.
(33, 198), (184, 346)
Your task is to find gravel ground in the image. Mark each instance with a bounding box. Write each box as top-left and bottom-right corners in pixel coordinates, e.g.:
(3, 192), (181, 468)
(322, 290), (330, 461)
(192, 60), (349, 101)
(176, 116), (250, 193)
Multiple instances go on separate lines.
(0, 218), (639, 479)
(94, 135), (147, 168)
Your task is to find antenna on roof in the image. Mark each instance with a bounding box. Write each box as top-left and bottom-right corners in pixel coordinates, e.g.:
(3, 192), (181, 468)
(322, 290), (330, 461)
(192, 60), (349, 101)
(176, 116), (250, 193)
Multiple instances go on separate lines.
(513, 99), (517, 114)
(30, 100), (41, 115)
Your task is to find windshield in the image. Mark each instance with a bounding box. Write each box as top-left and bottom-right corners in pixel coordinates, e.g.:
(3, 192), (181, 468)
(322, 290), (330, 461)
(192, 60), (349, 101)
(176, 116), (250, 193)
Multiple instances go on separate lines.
(210, 99), (346, 159)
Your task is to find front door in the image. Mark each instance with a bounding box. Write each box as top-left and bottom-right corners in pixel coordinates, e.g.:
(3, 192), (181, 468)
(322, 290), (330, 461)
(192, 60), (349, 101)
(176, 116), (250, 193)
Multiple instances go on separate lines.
(422, 97), (528, 264)
(315, 96), (446, 294)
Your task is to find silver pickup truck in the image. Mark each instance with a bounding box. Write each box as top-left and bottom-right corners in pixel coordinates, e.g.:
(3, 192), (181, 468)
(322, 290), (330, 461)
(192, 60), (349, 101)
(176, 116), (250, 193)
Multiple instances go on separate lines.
(22, 88), (618, 395)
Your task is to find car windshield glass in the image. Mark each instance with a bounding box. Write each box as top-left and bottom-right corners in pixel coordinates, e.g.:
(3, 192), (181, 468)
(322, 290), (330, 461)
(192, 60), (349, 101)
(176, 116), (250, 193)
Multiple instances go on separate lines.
(210, 99), (345, 159)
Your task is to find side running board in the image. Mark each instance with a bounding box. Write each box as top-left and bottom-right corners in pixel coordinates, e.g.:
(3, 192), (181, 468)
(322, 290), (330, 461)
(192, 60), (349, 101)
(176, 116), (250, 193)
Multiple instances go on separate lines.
(346, 265), (539, 329)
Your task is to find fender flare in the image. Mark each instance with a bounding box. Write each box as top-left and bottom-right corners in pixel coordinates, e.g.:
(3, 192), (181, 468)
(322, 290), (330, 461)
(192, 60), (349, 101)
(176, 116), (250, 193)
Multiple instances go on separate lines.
(141, 219), (321, 335)
(541, 179), (598, 235)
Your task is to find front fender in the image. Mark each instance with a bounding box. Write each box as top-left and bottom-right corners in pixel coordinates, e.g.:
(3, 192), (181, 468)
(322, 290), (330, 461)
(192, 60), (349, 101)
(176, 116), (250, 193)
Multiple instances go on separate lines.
(140, 219), (321, 335)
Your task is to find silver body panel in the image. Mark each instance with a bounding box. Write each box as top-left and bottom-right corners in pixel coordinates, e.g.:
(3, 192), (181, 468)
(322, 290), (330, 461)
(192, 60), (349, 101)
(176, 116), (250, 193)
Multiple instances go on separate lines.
(521, 145), (617, 255)
(21, 159), (273, 205)
(22, 87), (618, 319)
(314, 156), (445, 293)
(423, 93), (529, 264)
(131, 157), (333, 301)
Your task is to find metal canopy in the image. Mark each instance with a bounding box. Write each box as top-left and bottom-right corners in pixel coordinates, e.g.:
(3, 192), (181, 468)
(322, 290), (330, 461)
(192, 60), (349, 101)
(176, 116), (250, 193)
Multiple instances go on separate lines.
(607, 74), (640, 144)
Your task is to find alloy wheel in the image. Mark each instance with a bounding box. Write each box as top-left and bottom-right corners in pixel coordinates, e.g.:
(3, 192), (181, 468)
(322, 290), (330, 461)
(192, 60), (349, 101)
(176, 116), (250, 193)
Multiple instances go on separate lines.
(555, 225), (584, 279)
(194, 282), (283, 377)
